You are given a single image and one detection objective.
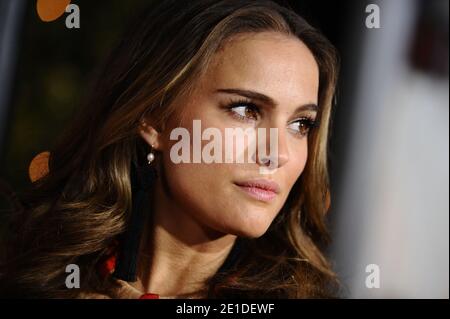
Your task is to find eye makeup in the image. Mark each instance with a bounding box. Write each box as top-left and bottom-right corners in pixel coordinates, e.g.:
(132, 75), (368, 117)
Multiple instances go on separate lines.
(221, 98), (319, 137)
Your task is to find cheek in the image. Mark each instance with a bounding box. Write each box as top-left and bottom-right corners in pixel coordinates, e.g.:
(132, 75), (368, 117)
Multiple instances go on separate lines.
(157, 105), (243, 227)
(162, 152), (222, 202)
(161, 115), (231, 206)
(161, 154), (251, 234)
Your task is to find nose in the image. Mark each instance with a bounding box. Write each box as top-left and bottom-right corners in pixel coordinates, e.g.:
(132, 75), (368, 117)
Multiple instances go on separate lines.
(255, 124), (290, 169)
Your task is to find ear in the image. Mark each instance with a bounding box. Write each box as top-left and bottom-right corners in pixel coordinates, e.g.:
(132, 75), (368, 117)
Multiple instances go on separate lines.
(138, 120), (164, 150)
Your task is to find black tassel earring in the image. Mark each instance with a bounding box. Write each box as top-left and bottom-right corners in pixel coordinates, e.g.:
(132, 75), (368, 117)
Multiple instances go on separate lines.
(113, 144), (158, 282)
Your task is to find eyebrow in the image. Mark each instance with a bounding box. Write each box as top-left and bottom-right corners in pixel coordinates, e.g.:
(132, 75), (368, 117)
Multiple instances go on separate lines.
(216, 88), (319, 113)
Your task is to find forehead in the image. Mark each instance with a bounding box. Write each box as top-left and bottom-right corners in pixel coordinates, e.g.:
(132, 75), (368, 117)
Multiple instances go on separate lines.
(203, 32), (319, 103)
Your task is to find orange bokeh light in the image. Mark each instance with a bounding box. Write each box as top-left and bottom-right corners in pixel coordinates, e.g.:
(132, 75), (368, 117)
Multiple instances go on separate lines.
(36, 0), (71, 22)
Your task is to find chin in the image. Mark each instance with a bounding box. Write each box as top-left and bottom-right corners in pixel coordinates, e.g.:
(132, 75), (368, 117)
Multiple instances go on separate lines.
(224, 217), (273, 239)
(232, 227), (270, 239)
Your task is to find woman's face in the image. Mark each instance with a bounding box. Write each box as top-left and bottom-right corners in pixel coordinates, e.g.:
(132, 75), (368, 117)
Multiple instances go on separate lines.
(154, 32), (319, 238)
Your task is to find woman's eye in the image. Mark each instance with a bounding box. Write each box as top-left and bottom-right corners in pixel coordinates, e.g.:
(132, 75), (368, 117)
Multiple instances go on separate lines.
(227, 103), (260, 122)
(287, 117), (318, 137)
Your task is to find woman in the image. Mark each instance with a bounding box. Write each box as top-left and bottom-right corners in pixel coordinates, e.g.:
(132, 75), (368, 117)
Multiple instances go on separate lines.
(0, 0), (339, 298)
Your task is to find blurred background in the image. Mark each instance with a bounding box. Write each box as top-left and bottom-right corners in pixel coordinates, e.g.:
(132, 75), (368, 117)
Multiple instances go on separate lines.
(0, 0), (448, 298)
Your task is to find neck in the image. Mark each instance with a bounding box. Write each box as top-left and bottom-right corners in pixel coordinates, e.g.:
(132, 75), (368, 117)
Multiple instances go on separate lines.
(133, 177), (236, 297)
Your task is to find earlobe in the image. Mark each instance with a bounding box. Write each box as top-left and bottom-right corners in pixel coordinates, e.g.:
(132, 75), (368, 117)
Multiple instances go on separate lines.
(139, 121), (163, 150)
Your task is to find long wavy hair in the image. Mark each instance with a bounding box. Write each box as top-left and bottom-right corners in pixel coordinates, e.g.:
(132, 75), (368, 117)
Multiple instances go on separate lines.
(0, 0), (339, 298)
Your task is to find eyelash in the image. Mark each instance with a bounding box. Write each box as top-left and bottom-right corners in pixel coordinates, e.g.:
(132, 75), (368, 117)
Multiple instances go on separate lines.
(225, 99), (319, 137)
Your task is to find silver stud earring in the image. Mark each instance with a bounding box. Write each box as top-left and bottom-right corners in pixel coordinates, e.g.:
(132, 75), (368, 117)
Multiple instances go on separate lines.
(147, 144), (155, 164)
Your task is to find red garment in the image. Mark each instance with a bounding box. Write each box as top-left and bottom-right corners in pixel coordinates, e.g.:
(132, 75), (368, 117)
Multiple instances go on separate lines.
(139, 293), (160, 299)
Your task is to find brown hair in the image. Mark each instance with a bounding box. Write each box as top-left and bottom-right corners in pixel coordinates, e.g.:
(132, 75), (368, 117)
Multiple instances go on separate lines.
(0, 0), (339, 298)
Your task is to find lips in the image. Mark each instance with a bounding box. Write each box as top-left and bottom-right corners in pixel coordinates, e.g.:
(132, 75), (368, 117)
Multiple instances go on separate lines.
(234, 179), (280, 202)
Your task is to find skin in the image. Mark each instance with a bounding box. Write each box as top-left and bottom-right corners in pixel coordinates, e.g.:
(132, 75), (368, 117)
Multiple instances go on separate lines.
(135, 31), (319, 297)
